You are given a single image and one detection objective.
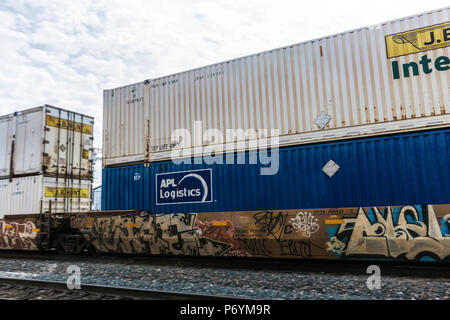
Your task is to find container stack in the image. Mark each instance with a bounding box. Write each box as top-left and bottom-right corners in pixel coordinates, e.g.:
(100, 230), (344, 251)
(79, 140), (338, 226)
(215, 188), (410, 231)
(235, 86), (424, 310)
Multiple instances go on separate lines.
(0, 105), (94, 218)
(101, 7), (450, 213)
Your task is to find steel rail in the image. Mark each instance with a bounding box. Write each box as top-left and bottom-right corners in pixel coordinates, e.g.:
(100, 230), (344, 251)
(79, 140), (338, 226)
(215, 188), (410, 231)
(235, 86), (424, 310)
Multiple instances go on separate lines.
(0, 277), (245, 300)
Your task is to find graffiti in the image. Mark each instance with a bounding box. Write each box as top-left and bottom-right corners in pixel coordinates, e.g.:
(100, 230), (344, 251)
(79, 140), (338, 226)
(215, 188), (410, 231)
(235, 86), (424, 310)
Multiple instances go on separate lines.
(326, 205), (450, 261)
(0, 221), (38, 250)
(280, 240), (312, 257)
(253, 211), (292, 241)
(290, 212), (319, 237)
(150, 213), (231, 256)
(77, 204), (450, 261)
(327, 237), (346, 255)
(250, 210), (324, 258)
(237, 238), (272, 257)
(84, 213), (232, 256)
(247, 210), (322, 258)
(441, 214), (450, 236)
(193, 219), (251, 256)
(87, 212), (150, 254)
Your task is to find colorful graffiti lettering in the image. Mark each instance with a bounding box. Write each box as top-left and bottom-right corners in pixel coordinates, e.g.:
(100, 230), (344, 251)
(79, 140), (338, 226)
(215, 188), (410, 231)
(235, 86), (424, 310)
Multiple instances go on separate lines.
(0, 221), (38, 250)
(77, 204), (450, 261)
(150, 214), (231, 256)
(84, 213), (232, 256)
(87, 213), (150, 254)
(326, 205), (450, 262)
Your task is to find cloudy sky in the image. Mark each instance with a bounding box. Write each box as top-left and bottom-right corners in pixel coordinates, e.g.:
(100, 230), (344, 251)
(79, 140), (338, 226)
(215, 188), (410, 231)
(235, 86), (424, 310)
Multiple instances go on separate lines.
(0, 0), (448, 148)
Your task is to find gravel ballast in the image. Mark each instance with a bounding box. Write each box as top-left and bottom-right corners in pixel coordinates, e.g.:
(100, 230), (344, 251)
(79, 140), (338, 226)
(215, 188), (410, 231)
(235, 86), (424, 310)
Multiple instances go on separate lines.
(0, 257), (447, 300)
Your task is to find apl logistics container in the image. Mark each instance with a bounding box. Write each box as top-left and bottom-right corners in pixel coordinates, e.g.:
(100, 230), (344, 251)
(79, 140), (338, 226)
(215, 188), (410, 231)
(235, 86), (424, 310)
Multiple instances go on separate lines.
(0, 175), (92, 218)
(102, 128), (450, 214)
(0, 105), (94, 179)
(103, 7), (450, 167)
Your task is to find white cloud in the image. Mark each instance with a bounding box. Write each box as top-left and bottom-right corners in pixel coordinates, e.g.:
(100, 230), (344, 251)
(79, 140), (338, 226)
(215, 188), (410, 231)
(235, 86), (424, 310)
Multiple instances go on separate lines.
(0, 0), (448, 150)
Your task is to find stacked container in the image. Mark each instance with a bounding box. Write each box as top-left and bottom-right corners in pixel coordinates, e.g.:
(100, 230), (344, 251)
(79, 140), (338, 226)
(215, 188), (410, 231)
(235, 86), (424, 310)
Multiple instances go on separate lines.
(0, 105), (94, 218)
(102, 7), (450, 213)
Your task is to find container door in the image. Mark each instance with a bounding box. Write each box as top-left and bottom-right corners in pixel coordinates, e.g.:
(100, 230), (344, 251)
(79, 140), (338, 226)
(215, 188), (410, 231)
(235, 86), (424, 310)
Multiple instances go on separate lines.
(13, 109), (43, 176)
(43, 106), (93, 179)
(0, 116), (15, 178)
(43, 176), (91, 213)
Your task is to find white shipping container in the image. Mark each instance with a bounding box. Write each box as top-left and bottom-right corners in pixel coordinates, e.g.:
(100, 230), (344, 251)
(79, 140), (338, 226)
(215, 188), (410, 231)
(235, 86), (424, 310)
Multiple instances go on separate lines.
(0, 115), (14, 176)
(0, 175), (92, 218)
(103, 7), (450, 166)
(0, 105), (94, 179)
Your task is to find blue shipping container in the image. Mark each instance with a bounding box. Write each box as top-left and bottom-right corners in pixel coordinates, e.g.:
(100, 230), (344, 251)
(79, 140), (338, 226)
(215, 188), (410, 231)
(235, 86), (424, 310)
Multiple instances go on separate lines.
(102, 129), (450, 213)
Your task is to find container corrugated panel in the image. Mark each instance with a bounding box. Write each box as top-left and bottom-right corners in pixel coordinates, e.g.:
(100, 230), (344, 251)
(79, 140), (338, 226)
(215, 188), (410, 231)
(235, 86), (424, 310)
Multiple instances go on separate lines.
(0, 115), (14, 177)
(103, 7), (450, 166)
(0, 175), (92, 217)
(102, 164), (149, 211)
(103, 83), (148, 166)
(0, 105), (94, 179)
(102, 128), (450, 213)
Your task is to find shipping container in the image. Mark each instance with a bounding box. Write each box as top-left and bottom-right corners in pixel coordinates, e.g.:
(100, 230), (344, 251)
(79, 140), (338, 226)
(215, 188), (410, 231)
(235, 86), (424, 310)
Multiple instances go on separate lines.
(0, 115), (14, 177)
(0, 105), (94, 179)
(103, 7), (450, 167)
(102, 128), (450, 214)
(0, 175), (92, 218)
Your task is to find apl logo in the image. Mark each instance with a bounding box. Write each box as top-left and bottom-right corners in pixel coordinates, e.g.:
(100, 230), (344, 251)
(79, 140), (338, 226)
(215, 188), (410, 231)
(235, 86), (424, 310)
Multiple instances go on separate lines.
(156, 169), (213, 205)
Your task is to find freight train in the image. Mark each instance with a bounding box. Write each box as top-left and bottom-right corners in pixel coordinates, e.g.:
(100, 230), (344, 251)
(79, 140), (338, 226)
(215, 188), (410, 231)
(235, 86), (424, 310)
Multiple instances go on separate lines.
(0, 7), (449, 263)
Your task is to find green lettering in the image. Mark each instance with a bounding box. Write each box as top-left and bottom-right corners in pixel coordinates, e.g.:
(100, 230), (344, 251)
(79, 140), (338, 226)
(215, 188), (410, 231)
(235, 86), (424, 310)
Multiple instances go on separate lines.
(403, 62), (419, 78)
(435, 56), (450, 71)
(419, 55), (433, 74)
(392, 61), (400, 79)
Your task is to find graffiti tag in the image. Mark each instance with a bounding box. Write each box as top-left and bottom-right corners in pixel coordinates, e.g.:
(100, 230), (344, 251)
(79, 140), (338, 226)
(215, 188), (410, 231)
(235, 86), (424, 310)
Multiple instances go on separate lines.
(290, 212), (319, 237)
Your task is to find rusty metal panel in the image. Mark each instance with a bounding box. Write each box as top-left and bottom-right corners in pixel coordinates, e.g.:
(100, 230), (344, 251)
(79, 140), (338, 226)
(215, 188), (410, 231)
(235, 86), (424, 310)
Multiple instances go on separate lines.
(103, 7), (450, 166)
(0, 175), (92, 217)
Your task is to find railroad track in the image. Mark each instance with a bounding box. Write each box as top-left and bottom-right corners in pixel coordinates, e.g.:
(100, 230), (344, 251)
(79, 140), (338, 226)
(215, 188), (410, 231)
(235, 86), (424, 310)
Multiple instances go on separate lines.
(0, 251), (448, 279)
(0, 277), (244, 300)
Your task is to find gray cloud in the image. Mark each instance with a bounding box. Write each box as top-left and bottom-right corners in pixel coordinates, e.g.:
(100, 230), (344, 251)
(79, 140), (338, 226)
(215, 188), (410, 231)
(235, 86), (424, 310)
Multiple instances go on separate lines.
(0, 0), (448, 150)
